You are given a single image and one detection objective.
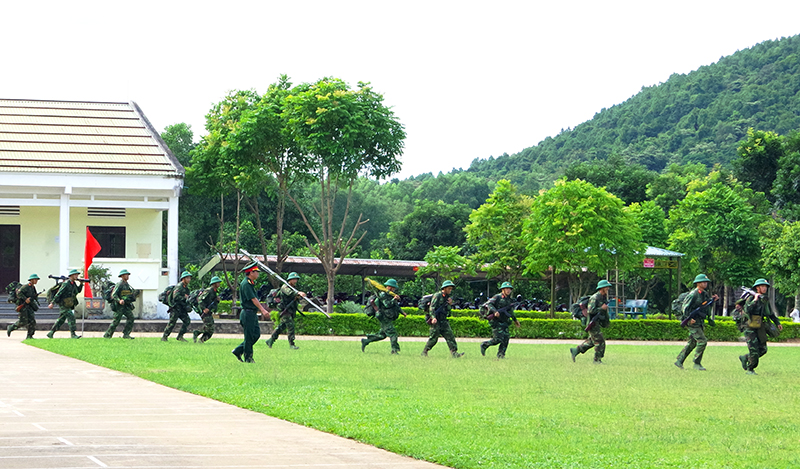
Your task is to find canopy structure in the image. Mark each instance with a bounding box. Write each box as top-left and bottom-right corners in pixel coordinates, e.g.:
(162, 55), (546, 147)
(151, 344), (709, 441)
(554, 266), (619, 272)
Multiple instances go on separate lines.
(607, 246), (685, 318)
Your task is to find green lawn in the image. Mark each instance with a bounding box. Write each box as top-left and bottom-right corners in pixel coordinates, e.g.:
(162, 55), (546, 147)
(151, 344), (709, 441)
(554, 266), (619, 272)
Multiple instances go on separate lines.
(28, 338), (800, 469)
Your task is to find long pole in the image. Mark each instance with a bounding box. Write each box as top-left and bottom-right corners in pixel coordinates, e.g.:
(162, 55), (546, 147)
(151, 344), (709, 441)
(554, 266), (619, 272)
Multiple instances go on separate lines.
(238, 249), (330, 318)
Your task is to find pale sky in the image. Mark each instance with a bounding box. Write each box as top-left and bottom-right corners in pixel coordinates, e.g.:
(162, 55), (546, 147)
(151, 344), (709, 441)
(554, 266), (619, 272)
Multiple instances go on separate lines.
(4, 0), (799, 179)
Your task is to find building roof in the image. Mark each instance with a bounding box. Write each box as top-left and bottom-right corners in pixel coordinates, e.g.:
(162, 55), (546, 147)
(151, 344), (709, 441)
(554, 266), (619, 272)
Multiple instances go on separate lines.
(0, 99), (184, 177)
(644, 246), (684, 257)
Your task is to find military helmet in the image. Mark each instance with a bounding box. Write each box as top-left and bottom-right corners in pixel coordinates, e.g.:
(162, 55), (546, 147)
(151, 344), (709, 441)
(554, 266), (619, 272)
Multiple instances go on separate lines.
(441, 280), (456, 289)
(180, 271), (192, 280)
(209, 276), (222, 285)
(752, 278), (770, 288)
(693, 274), (711, 284)
(384, 279), (399, 289)
(28, 273), (40, 280)
(500, 281), (513, 290)
(596, 279), (612, 290)
(287, 272), (301, 280)
(118, 269), (130, 277)
(68, 268), (80, 276)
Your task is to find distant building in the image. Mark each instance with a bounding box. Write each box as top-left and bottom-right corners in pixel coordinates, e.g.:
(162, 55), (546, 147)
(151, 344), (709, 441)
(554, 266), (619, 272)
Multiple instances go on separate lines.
(0, 99), (183, 317)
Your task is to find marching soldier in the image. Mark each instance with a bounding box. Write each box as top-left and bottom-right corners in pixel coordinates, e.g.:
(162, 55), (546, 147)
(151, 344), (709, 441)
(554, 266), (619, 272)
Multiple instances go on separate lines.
(571, 279), (611, 364)
(421, 280), (464, 358)
(674, 273), (718, 371)
(361, 279), (407, 354)
(232, 262), (269, 363)
(193, 276), (221, 343)
(739, 279), (782, 375)
(480, 281), (521, 359)
(162, 271), (193, 342)
(104, 269), (136, 339)
(7, 274), (40, 339)
(265, 272), (306, 350)
(47, 269), (83, 339)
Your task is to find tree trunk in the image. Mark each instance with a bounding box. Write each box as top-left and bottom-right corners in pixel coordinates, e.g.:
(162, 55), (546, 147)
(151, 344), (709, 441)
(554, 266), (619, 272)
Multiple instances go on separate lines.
(793, 288), (800, 318)
(722, 284), (729, 316)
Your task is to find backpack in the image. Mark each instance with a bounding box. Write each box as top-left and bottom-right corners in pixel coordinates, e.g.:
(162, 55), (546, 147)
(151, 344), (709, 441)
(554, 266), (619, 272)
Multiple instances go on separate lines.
(364, 294), (378, 317)
(46, 283), (61, 305)
(265, 288), (281, 309)
(103, 281), (115, 302)
(672, 292), (689, 315)
(187, 288), (203, 311)
(159, 285), (176, 306)
(6, 281), (21, 304)
(570, 296), (591, 320)
(418, 294), (433, 314)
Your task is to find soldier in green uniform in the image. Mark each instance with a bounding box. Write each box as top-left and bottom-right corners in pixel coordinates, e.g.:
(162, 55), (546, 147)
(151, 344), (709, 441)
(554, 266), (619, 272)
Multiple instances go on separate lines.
(480, 281), (521, 359)
(47, 269), (83, 339)
(232, 262), (269, 363)
(361, 279), (407, 354)
(265, 272), (306, 350)
(7, 274), (40, 339)
(421, 280), (464, 358)
(104, 269), (137, 339)
(571, 279), (611, 364)
(193, 276), (221, 343)
(162, 271), (193, 342)
(674, 273), (718, 371)
(738, 279), (782, 375)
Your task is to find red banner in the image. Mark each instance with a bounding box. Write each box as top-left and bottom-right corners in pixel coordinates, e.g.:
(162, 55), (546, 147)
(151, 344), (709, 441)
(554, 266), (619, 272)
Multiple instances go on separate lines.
(84, 228), (102, 297)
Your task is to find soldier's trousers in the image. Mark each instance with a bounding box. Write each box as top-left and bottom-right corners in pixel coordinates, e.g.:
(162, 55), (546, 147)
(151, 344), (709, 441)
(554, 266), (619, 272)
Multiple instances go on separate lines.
(424, 319), (459, 353)
(483, 321), (511, 357)
(163, 308), (190, 338)
(104, 307), (134, 338)
(269, 314), (296, 345)
(364, 316), (399, 352)
(50, 306), (77, 336)
(9, 308), (36, 338)
(577, 324), (605, 360)
(233, 308), (260, 361)
(742, 328), (768, 371)
(197, 314), (215, 342)
(676, 325), (707, 365)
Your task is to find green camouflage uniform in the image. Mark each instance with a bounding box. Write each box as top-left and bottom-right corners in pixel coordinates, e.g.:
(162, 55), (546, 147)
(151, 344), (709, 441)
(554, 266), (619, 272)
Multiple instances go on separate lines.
(363, 291), (403, 353)
(9, 283), (39, 338)
(481, 293), (518, 358)
(740, 295), (780, 372)
(104, 280), (135, 338)
(193, 287), (218, 343)
(576, 290), (607, 361)
(423, 291), (460, 356)
(49, 280), (83, 338)
(233, 278), (261, 362)
(268, 284), (300, 347)
(163, 282), (191, 340)
(676, 287), (715, 366)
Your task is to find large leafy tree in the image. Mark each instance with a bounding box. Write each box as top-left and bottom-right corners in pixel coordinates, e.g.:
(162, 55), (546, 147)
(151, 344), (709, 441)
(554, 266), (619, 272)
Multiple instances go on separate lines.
(734, 128), (783, 202)
(464, 179), (532, 282)
(772, 130), (800, 221)
(761, 220), (800, 315)
(376, 200), (472, 261)
(522, 179), (645, 306)
(283, 78), (406, 314)
(563, 154), (657, 204)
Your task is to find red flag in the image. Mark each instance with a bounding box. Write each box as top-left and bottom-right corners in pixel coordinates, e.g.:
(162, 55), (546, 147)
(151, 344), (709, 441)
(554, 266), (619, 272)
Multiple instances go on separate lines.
(84, 227), (102, 298)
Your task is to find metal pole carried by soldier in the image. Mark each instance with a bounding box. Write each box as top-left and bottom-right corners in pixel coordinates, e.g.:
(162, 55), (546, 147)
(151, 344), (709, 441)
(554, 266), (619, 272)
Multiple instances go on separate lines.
(193, 276), (221, 343)
(265, 272), (306, 350)
(46, 269), (84, 339)
(7, 274), (40, 339)
(162, 271), (193, 342)
(674, 273), (718, 371)
(480, 281), (521, 359)
(421, 280), (464, 358)
(103, 269), (137, 339)
(361, 279), (407, 354)
(738, 279), (783, 375)
(232, 262), (269, 363)
(570, 279), (612, 364)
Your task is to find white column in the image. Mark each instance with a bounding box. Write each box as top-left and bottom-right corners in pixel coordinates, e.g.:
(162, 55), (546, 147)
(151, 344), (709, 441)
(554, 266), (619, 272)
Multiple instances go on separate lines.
(167, 196), (179, 284)
(59, 191), (71, 274)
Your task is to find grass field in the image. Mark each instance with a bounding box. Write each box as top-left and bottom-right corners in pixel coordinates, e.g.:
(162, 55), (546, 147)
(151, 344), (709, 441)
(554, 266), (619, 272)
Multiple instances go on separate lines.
(29, 337), (800, 469)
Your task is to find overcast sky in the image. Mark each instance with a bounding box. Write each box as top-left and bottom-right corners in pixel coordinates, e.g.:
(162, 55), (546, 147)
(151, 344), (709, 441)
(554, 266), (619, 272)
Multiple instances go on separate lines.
(3, 0), (799, 178)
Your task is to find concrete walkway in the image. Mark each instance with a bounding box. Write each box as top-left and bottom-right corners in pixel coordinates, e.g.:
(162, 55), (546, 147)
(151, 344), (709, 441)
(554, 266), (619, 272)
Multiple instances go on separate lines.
(0, 335), (445, 469)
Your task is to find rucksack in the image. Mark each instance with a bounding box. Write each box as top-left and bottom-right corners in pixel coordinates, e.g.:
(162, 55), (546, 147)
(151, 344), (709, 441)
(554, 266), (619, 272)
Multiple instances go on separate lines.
(479, 302), (491, 319)
(672, 292), (690, 316)
(418, 294), (433, 314)
(159, 285), (176, 306)
(265, 288), (281, 309)
(187, 288), (203, 311)
(570, 296), (591, 320)
(46, 283), (61, 305)
(103, 281), (115, 302)
(5, 281), (21, 304)
(364, 295), (378, 317)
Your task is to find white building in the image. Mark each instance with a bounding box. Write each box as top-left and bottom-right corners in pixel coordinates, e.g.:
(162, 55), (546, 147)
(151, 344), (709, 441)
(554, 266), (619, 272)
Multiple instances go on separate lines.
(0, 99), (183, 317)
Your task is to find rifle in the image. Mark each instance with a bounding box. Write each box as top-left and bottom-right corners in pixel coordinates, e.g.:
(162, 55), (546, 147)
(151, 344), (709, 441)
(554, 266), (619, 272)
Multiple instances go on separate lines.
(486, 301), (522, 321)
(584, 311), (607, 332)
(16, 287), (40, 312)
(48, 275), (90, 283)
(426, 302), (447, 326)
(679, 298), (715, 327)
(239, 249), (330, 318)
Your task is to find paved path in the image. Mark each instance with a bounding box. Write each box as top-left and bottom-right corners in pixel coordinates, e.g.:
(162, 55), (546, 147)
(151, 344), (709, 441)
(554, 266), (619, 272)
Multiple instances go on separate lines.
(0, 335), (445, 469)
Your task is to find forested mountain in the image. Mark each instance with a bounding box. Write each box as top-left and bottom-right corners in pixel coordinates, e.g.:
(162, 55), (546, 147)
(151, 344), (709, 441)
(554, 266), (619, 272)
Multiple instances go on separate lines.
(465, 35), (800, 193)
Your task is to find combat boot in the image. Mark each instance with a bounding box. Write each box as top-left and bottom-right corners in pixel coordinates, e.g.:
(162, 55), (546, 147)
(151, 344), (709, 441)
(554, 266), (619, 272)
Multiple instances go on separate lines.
(289, 344), (299, 350)
(232, 349), (243, 362)
(693, 363), (706, 371)
(122, 335), (134, 339)
(46, 331), (54, 339)
(480, 342), (488, 356)
(7, 324), (13, 337)
(160, 336), (168, 342)
(674, 360), (684, 370)
(265, 338), (274, 348)
(70, 333), (81, 339)
(390, 350), (399, 355)
(176, 335), (188, 342)
(570, 348), (579, 362)
(420, 348), (429, 357)
(451, 351), (464, 358)
(497, 354), (505, 359)
(361, 338), (368, 352)
(739, 355), (748, 371)
(593, 359), (603, 365)
(746, 370), (757, 375)
(193, 330), (201, 343)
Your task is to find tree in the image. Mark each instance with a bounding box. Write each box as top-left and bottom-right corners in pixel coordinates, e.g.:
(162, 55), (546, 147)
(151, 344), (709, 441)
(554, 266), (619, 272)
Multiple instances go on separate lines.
(283, 78), (406, 314)
(464, 179), (532, 282)
(772, 130), (800, 221)
(161, 123), (195, 167)
(645, 163), (707, 213)
(734, 128), (783, 202)
(415, 246), (476, 284)
(563, 154), (657, 204)
(761, 220), (800, 316)
(377, 199), (472, 261)
(522, 179), (645, 307)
